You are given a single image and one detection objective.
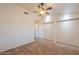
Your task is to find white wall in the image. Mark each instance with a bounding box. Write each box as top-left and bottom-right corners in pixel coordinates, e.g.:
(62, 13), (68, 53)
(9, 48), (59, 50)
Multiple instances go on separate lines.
(0, 4), (36, 52)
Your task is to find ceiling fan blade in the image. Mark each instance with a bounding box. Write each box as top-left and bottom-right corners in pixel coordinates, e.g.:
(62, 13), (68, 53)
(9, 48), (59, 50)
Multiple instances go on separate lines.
(45, 12), (49, 15)
(24, 12), (29, 15)
(46, 7), (52, 10)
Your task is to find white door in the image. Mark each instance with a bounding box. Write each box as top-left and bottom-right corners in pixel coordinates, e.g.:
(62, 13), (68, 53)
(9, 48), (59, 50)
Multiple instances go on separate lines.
(44, 23), (55, 41)
(56, 19), (79, 47)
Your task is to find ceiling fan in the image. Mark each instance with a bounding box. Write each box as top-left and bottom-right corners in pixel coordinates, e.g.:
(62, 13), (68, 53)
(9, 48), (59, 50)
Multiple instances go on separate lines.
(33, 3), (52, 16)
(24, 3), (52, 16)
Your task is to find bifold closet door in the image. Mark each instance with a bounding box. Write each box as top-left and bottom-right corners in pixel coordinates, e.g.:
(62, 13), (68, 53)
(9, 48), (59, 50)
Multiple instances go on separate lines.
(35, 24), (44, 40)
(56, 19), (79, 47)
(44, 23), (55, 41)
(38, 24), (44, 39)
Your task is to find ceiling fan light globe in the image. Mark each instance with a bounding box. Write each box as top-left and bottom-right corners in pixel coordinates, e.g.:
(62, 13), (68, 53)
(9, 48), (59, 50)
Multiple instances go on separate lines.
(40, 10), (45, 15)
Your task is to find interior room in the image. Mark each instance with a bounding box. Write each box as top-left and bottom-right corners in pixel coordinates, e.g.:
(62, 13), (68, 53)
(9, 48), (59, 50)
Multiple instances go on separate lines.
(0, 3), (79, 55)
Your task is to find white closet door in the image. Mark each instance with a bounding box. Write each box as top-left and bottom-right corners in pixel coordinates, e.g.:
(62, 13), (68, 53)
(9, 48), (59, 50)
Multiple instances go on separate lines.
(34, 24), (44, 42)
(44, 23), (55, 41)
(38, 24), (44, 39)
(56, 20), (79, 47)
(35, 24), (39, 38)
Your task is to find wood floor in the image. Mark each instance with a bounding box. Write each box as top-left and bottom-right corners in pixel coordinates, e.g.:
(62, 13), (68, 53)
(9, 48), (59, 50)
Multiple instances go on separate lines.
(0, 40), (79, 55)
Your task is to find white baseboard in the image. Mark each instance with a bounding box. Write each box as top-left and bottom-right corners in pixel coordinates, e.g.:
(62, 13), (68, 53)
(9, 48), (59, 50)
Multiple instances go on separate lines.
(56, 41), (79, 48)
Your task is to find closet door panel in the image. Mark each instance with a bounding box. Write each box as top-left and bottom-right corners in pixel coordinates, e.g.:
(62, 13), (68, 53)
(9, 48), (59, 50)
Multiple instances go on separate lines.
(56, 20), (79, 47)
(44, 23), (55, 41)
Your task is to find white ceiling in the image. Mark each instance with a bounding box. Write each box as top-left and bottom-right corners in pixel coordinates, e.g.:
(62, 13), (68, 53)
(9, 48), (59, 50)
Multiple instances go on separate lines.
(16, 3), (79, 14)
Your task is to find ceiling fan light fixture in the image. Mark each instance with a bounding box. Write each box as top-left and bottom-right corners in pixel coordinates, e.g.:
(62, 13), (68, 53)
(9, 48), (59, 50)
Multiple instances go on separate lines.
(39, 10), (45, 15)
